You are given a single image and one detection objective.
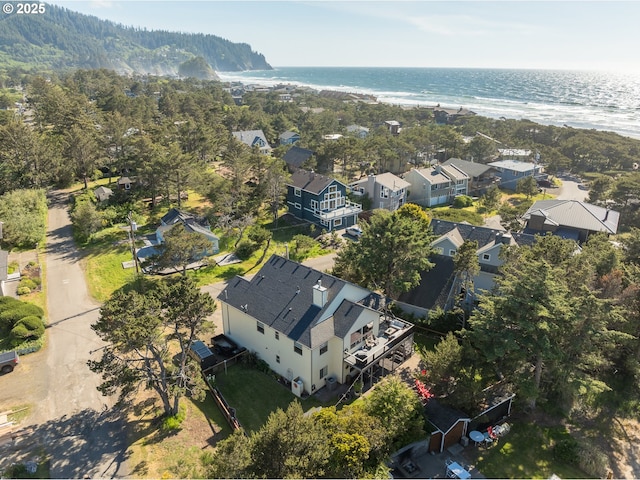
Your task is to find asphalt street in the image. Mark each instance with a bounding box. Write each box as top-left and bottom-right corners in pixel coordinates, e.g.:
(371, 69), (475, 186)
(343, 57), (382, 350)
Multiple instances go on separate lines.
(0, 191), (129, 479)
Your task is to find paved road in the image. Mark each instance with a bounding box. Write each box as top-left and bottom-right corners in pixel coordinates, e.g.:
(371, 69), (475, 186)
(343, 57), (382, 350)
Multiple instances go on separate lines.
(0, 191), (128, 478)
(554, 174), (589, 201)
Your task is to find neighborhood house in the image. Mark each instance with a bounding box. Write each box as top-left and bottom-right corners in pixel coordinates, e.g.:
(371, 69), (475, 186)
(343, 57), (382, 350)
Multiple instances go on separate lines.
(217, 255), (415, 397)
(404, 164), (469, 207)
(232, 129), (272, 154)
(522, 199), (620, 243)
(487, 159), (542, 190)
(286, 170), (362, 231)
(350, 172), (410, 211)
(155, 208), (219, 256)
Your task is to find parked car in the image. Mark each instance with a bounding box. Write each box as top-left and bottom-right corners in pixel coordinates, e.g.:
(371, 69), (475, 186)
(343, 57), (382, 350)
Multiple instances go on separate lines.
(346, 225), (363, 237)
(0, 350), (19, 374)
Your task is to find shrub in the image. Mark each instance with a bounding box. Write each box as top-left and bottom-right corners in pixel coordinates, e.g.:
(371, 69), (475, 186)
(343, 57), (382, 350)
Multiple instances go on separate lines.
(247, 225), (272, 246)
(453, 195), (474, 208)
(553, 437), (580, 463)
(17, 286), (32, 296)
(10, 315), (45, 344)
(235, 239), (258, 260)
(0, 296), (21, 312)
(255, 358), (271, 374)
(7, 261), (19, 275)
(18, 278), (38, 291)
(0, 303), (44, 331)
(577, 442), (610, 478)
(161, 406), (186, 432)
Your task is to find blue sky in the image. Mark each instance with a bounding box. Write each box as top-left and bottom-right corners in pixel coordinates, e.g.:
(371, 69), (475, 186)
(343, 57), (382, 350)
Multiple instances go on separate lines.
(48, 1), (640, 73)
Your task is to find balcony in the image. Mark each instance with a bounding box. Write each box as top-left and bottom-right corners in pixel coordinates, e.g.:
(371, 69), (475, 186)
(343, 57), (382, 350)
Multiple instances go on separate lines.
(344, 317), (413, 369)
(319, 200), (362, 221)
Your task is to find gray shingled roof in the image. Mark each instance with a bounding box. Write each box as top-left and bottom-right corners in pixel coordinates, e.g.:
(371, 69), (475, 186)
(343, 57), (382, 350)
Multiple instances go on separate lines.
(398, 256), (455, 311)
(443, 158), (496, 179)
(283, 146), (315, 168)
(289, 170), (337, 194)
(430, 219), (537, 249)
(522, 200), (619, 235)
(218, 255), (373, 348)
(425, 398), (470, 434)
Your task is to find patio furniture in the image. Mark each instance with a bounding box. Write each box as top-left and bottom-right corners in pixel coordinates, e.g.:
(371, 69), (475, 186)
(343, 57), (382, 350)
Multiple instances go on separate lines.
(469, 430), (484, 446)
(446, 461), (471, 479)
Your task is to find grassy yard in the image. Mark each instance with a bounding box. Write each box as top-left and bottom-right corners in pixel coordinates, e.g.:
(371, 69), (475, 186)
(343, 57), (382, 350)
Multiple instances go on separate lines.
(126, 392), (232, 479)
(470, 421), (592, 479)
(212, 363), (332, 433)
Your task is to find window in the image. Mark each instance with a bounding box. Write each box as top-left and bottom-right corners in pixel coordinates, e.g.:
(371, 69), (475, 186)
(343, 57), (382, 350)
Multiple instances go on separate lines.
(333, 218), (342, 227)
(276, 355), (280, 364)
(380, 188), (389, 198)
(310, 200), (318, 213)
(275, 331), (279, 340)
(257, 322), (264, 334)
(482, 253), (491, 261)
(294, 187), (301, 197)
(320, 343), (328, 355)
(328, 185), (337, 193)
(294, 342), (303, 355)
(449, 249), (457, 256)
(294, 202), (301, 209)
(320, 366), (328, 379)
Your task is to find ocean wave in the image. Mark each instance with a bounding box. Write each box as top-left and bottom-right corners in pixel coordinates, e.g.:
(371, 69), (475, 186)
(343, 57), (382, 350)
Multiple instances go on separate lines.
(218, 68), (640, 139)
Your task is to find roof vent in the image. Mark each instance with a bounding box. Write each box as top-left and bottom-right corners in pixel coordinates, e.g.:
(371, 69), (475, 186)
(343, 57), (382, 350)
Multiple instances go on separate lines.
(295, 286), (300, 295)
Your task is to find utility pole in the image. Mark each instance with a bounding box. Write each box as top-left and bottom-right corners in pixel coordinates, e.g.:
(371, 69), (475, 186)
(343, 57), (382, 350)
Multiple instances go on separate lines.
(127, 211), (140, 274)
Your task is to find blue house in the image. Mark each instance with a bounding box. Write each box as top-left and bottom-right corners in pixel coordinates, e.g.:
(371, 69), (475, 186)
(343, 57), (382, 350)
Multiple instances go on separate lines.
(487, 160), (542, 190)
(232, 129), (272, 154)
(279, 130), (301, 145)
(286, 170), (362, 231)
(155, 208), (219, 257)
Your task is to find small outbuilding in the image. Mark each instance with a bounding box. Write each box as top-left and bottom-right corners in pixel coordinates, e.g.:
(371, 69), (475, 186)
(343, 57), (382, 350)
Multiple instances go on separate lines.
(424, 398), (470, 453)
(93, 186), (113, 203)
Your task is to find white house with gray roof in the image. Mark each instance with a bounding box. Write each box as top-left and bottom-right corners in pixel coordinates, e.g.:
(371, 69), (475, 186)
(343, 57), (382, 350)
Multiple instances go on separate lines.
(404, 164), (469, 207)
(218, 255), (414, 397)
(350, 172), (410, 211)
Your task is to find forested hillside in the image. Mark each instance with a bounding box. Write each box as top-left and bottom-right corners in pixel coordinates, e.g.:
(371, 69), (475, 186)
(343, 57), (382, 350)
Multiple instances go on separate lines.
(0, 4), (271, 75)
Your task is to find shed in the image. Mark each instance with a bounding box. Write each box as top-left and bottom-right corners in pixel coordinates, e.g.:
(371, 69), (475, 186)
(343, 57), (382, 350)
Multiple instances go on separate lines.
(117, 176), (132, 190)
(93, 186), (113, 202)
(424, 399), (470, 453)
(469, 387), (515, 432)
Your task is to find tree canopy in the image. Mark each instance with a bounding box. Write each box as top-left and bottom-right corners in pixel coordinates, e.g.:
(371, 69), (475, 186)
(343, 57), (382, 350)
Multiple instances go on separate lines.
(89, 276), (215, 416)
(332, 204), (435, 299)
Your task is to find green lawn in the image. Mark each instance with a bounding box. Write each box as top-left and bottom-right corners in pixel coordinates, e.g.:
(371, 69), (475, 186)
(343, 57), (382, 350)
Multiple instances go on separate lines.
(212, 364), (331, 433)
(471, 422), (592, 479)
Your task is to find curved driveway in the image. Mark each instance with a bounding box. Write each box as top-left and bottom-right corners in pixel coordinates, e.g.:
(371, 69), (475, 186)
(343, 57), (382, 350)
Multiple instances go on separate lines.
(0, 190), (128, 479)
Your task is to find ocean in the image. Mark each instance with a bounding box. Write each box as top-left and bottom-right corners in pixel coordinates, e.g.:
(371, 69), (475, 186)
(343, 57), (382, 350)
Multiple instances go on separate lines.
(217, 67), (640, 140)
